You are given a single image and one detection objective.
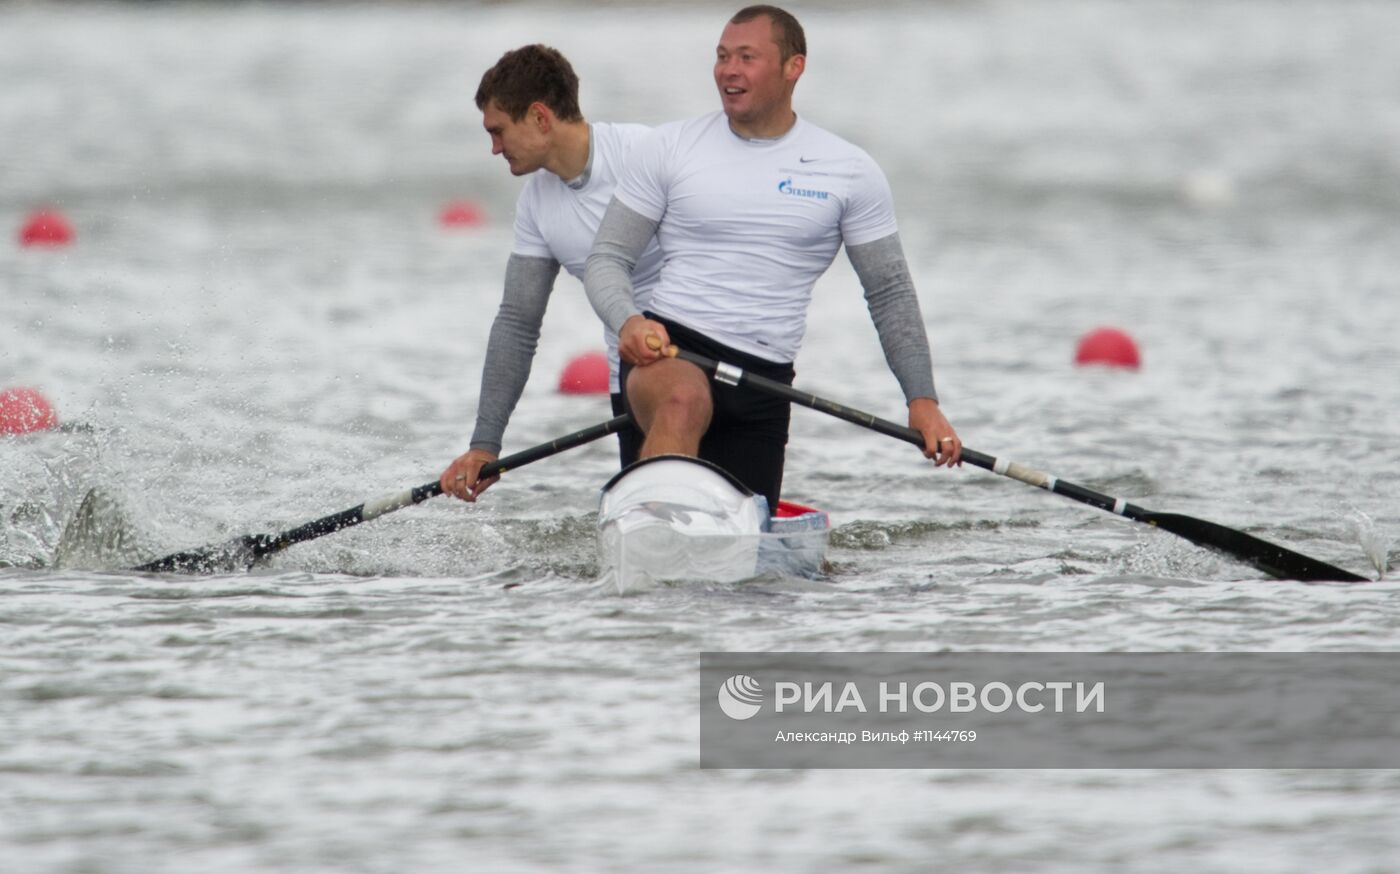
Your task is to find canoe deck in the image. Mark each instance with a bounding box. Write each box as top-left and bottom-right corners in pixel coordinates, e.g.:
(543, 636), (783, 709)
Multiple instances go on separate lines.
(597, 456), (829, 593)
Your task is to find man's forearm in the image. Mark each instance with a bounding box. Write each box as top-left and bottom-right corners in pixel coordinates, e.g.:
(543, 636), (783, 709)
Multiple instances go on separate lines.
(584, 199), (659, 334)
(469, 254), (561, 453)
(847, 233), (938, 404)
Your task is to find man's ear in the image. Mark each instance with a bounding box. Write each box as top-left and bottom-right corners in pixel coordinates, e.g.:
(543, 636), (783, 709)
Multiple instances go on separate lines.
(530, 101), (554, 133)
(785, 54), (806, 84)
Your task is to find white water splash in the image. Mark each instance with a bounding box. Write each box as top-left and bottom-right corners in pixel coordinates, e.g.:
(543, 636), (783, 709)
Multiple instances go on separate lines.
(1348, 509), (1392, 580)
(53, 488), (151, 571)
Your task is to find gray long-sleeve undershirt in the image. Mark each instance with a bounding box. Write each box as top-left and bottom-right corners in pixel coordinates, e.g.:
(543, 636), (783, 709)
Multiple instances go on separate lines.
(583, 198), (938, 403)
(583, 199), (657, 336)
(846, 233), (938, 403)
(469, 253), (562, 454)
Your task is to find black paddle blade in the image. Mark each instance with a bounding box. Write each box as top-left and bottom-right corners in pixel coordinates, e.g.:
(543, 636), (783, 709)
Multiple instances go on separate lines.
(132, 534), (267, 574)
(1141, 512), (1368, 583)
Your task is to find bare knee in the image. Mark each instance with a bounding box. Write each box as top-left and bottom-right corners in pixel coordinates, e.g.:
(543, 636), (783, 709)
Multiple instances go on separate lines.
(652, 378), (710, 425)
(626, 362), (712, 454)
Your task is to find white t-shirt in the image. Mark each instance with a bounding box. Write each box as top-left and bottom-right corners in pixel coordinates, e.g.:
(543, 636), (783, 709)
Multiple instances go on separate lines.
(612, 111), (899, 363)
(512, 122), (662, 391)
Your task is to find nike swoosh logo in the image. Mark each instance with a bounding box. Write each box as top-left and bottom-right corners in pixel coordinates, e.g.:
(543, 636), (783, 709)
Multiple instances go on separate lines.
(799, 157), (819, 163)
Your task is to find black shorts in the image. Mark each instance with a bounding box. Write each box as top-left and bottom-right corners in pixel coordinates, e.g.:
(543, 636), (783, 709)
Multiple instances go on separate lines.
(610, 392), (644, 469)
(619, 313), (795, 510)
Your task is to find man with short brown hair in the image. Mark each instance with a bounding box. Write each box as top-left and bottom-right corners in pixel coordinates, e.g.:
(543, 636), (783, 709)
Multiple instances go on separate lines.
(585, 6), (961, 511)
(440, 44), (661, 501)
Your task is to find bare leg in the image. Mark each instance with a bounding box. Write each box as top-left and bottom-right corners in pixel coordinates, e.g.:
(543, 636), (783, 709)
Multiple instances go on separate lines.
(625, 359), (712, 458)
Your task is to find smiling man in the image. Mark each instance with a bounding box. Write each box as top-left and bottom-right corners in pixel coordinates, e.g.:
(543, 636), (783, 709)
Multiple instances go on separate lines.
(439, 45), (661, 502)
(584, 5), (960, 511)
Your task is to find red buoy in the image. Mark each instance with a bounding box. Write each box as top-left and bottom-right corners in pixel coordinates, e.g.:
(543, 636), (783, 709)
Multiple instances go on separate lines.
(0, 387), (59, 436)
(438, 200), (486, 228)
(1074, 327), (1141, 370)
(558, 351), (610, 395)
(18, 209), (74, 247)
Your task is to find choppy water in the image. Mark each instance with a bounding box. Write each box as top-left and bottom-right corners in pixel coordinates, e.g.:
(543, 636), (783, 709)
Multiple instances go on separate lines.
(3, 1), (1400, 871)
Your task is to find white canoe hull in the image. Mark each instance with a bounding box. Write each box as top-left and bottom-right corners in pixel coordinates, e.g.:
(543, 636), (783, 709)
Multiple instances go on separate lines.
(597, 456), (829, 593)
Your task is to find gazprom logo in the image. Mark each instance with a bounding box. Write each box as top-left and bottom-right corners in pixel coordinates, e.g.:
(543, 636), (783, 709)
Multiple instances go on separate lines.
(777, 177), (830, 200)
